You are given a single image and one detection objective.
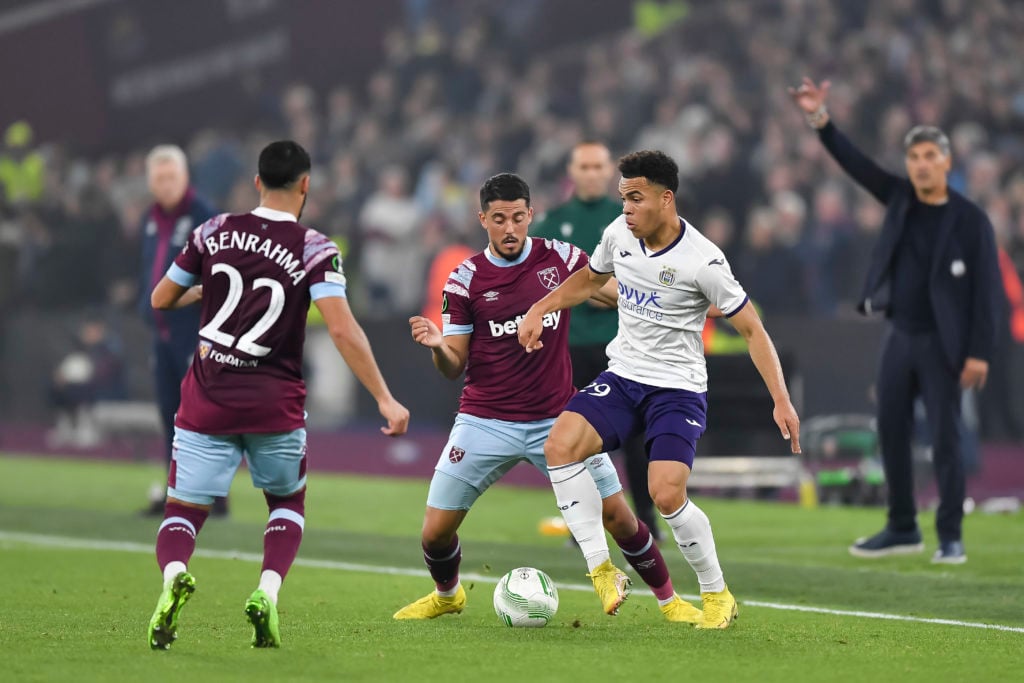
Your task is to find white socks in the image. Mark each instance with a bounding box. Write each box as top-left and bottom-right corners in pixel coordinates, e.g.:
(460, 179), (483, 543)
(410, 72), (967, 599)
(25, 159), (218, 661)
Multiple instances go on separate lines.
(258, 570), (283, 605)
(549, 462), (608, 572)
(162, 561), (187, 587)
(437, 582), (461, 598)
(662, 499), (726, 593)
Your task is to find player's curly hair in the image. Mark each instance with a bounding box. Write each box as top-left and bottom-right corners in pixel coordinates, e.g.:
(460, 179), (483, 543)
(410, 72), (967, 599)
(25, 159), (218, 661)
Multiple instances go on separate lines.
(479, 172), (531, 210)
(618, 150), (679, 193)
(259, 140), (311, 189)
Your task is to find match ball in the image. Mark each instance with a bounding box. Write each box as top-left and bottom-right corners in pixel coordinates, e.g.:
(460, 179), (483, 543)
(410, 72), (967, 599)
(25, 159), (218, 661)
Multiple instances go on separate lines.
(493, 567), (559, 628)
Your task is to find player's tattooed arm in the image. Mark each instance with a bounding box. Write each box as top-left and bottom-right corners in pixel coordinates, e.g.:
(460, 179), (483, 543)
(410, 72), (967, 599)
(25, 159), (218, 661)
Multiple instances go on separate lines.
(150, 277), (201, 310)
(408, 316), (469, 380)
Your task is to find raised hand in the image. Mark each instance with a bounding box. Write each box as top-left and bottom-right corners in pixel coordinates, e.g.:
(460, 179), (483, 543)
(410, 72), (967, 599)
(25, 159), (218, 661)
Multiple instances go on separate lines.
(787, 77), (831, 114)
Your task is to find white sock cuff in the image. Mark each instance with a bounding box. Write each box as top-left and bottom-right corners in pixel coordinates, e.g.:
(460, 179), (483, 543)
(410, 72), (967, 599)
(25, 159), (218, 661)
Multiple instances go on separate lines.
(619, 534), (654, 557)
(437, 581), (461, 598)
(424, 542), (461, 562)
(547, 461), (587, 484)
(661, 499), (691, 522)
(268, 507), (305, 530)
(163, 561), (187, 584)
(259, 570), (283, 604)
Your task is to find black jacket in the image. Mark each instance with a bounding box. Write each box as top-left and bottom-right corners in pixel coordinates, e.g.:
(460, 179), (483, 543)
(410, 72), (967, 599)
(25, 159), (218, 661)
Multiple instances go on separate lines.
(818, 121), (1003, 372)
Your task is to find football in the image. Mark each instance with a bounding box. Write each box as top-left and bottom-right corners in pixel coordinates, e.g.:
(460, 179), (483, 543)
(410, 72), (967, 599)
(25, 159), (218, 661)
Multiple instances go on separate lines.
(493, 567), (559, 628)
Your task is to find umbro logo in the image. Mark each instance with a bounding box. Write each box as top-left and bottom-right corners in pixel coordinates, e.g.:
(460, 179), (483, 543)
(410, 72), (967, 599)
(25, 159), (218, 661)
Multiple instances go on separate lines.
(636, 559), (656, 569)
(483, 290), (499, 302)
(707, 258), (725, 266)
(679, 541), (698, 548)
(619, 250), (632, 257)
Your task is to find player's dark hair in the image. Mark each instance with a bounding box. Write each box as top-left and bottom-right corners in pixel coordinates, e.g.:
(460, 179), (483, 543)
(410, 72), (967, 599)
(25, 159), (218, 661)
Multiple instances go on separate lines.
(479, 172), (531, 210)
(618, 150), (679, 193)
(258, 140), (311, 189)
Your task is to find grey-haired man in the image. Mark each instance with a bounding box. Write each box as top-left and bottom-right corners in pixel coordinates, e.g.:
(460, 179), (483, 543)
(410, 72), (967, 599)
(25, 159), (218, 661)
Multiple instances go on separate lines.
(789, 78), (1003, 564)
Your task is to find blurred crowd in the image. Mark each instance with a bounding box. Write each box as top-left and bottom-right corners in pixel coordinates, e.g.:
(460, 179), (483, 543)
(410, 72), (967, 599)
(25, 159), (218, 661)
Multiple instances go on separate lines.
(2, 0), (1023, 324)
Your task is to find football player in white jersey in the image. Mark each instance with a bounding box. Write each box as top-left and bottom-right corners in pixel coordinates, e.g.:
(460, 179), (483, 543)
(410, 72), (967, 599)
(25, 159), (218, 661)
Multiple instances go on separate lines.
(519, 150), (801, 629)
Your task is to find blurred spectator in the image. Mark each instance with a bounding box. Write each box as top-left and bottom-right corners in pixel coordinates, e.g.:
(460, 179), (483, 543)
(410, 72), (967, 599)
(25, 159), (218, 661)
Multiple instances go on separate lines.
(358, 166), (424, 316)
(735, 205), (808, 315)
(6, 0), (1022, 333)
(0, 121), (44, 206)
(48, 317), (126, 448)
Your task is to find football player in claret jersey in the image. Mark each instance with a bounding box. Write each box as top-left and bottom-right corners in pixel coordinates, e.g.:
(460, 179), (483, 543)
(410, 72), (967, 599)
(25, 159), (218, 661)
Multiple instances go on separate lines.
(520, 151), (801, 629)
(146, 141), (409, 649)
(394, 173), (702, 624)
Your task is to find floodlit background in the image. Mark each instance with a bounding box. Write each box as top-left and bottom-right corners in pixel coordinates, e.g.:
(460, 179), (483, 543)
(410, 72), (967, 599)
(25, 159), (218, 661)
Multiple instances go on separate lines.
(0, 0), (1022, 498)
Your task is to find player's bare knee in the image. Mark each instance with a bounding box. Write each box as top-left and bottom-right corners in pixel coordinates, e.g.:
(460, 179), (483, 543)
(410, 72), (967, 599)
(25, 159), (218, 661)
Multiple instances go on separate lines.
(650, 484), (687, 516)
(421, 523), (456, 550)
(543, 437), (578, 466)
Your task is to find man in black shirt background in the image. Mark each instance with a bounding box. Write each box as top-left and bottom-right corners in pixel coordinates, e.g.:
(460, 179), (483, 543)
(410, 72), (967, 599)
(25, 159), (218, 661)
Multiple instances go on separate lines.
(790, 78), (1003, 564)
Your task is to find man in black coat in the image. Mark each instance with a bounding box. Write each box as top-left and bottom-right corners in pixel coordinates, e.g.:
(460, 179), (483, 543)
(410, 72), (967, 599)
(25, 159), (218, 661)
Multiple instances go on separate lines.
(790, 78), (1003, 564)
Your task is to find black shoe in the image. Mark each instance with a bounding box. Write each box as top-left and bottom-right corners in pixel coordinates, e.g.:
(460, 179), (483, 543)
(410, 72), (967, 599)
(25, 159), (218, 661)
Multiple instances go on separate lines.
(211, 496), (230, 518)
(931, 540), (967, 565)
(849, 528), (924, 558)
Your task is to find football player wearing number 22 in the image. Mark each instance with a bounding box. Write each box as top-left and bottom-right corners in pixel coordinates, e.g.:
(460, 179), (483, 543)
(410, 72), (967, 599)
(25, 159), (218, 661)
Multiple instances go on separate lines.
(146, 141), (409, 650)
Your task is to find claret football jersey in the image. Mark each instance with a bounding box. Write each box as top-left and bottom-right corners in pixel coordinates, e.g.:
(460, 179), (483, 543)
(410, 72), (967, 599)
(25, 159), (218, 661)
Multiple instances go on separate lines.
(442, 237), (588, 421)
(166, 206), (346, 433)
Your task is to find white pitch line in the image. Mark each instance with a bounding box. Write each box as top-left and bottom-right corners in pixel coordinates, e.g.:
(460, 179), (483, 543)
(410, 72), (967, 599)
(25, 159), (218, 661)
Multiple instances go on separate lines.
(2, 530), (1022, 634)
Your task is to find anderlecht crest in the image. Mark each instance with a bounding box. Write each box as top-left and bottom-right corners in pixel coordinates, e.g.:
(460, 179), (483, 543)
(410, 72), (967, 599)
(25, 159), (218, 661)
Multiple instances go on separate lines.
(658, 266), (676, 286)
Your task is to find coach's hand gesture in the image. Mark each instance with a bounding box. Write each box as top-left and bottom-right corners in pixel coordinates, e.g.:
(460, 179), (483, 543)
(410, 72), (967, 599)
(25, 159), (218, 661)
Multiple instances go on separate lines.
(409, 315), (443, 349)
(788, 77), (831, 125)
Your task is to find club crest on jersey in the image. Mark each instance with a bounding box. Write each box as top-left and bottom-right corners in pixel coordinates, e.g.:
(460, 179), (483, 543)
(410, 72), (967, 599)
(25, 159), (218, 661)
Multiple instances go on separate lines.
(198, 341), (212, 360)
(448, 446), (465, 464)
(658, 266), (677, 287)
(537, 267), (560, 290)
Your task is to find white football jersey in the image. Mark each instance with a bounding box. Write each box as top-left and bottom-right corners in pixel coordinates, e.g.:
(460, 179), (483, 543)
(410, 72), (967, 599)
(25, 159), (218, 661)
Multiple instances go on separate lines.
(590, 215), (748, 391)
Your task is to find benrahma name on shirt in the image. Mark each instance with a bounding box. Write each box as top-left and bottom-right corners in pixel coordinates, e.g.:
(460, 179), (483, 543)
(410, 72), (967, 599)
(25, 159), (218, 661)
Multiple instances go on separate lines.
(201, 230), (308, 285)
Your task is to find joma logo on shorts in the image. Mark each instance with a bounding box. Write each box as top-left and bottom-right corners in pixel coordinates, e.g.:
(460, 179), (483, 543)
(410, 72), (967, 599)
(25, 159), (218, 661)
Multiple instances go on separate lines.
(487, 311), (561, 337)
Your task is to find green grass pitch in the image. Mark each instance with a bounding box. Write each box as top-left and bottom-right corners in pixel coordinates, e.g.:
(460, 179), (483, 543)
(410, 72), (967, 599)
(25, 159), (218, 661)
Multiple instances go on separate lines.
(1, 454), (1021, 682)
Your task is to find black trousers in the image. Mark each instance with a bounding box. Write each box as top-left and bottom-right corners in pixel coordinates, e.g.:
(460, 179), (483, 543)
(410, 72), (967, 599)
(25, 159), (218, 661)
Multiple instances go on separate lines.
(569, 344), (658, 530)
(876, 327), (964, 542)
(153, 338), (193, 466)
